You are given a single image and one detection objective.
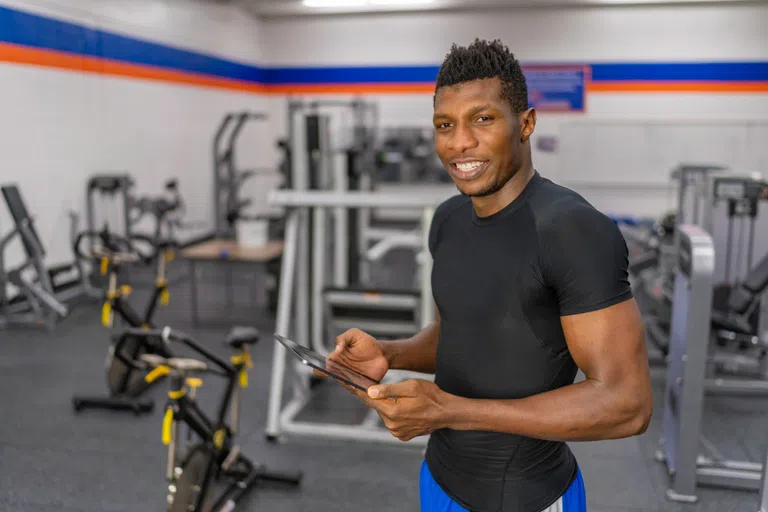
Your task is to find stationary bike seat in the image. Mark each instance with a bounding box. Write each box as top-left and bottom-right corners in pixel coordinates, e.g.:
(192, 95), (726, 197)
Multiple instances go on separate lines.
(226, 326), (260, 349)
(141, 353), (208, 373)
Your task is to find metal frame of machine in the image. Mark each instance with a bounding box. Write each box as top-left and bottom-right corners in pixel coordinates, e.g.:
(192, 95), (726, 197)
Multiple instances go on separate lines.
(656, 224), (768, 502)
(264, 189), (449, 446)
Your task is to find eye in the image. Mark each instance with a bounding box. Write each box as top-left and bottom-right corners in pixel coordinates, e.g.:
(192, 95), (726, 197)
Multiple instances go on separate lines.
(435, 122), (452, 130)
(476, 115), (493, 123)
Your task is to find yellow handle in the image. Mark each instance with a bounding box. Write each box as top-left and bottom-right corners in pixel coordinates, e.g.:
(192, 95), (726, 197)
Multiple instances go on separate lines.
(162, 408), (173, 445)
(145, 365), (170, 384)
(166, 250), (175, 262)
(239, 369), (248, 389)
(186, 377), (202, 389)
(160, 288), (170, 306)
(101, 302), (113, 327)
(100, 257), (109, 276)
(120, 285), (132, 296)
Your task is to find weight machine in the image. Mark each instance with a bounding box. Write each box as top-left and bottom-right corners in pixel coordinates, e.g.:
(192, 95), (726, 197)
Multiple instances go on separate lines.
(212, 111), (277, 240)
(656, 224), (768, 504)
(264, 189), (452, 446)
(643, 171), (767, 364)
(0, 184), (98, 330)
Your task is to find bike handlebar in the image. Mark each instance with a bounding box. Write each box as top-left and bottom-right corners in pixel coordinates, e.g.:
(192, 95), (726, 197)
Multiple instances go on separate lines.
(73, 227), (175, 266)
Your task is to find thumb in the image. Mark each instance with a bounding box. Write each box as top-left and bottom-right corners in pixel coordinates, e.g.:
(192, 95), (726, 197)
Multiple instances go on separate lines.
(368, 384), (395, 399)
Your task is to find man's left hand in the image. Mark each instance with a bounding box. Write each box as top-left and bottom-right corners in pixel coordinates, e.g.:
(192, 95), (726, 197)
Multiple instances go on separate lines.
(354, 379), (454, 442)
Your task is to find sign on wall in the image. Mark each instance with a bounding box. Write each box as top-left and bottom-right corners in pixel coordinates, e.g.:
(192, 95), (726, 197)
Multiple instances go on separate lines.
(523, 65), (590, 113)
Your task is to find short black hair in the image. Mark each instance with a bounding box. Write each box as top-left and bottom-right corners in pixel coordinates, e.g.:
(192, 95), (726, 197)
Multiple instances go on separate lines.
(434, 38), (529, 114)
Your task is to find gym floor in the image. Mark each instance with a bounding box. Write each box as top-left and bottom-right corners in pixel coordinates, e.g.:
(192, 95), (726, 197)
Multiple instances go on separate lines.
(1, 257), (767, 512)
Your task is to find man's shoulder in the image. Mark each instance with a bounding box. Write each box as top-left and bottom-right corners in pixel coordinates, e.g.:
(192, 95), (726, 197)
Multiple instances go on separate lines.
(529, 176), (615, 234)
(433, 194), (471, 226)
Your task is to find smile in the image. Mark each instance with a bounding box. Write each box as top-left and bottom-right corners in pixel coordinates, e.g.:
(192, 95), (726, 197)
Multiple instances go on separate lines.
(451, 160), (490, 181)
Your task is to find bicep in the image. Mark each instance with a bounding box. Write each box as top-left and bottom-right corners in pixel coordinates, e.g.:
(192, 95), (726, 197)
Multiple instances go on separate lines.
(561, 298), (648, 386)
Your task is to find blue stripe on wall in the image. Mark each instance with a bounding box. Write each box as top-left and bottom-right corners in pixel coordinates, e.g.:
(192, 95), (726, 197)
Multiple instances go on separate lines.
(0, 5), (264, 82)
(591, 62), (768, 82)
(262, 66), (439, 84)
(0, 4), (766, 85)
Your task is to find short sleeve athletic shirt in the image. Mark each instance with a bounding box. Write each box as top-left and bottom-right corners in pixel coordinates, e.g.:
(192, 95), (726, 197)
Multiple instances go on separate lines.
(425, 170), (633, 512)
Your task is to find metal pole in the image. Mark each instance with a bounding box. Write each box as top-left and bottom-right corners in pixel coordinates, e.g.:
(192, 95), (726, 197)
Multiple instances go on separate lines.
(265, 209), (300, 439)
(312, 206), (326, 354)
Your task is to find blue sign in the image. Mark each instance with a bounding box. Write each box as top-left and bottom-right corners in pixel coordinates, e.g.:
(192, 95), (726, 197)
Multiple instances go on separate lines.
(523, 65), (589, 112)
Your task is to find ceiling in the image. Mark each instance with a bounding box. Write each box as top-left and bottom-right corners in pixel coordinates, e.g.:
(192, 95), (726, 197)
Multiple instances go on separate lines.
(232, 0), (752, 18)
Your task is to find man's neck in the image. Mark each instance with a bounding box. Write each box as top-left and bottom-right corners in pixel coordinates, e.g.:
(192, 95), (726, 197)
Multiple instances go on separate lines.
(471, 165), (536, 218)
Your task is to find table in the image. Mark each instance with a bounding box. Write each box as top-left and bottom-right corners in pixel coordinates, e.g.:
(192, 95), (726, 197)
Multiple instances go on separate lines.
(180, 239), (284, 325)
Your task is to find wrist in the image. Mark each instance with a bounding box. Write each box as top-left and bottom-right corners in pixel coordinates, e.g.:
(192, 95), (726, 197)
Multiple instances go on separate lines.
(437, 391), (473, 430)
(378, 339), (398, 370)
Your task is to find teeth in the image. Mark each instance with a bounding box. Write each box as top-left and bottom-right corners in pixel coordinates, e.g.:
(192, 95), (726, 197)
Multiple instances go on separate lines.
(455, 161), (484, 172)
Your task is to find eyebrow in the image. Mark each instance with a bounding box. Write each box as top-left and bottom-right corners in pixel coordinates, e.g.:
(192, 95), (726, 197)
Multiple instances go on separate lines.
(434, 103), (495, 121)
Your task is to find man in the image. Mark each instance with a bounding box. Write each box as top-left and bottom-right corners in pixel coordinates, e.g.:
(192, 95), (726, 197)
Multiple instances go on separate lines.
(326, 39), (653, 512)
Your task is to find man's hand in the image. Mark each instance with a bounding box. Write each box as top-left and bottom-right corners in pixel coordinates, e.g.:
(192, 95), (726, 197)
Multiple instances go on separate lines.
(314, 328), (389, 383)
(355, 379), (453, 442)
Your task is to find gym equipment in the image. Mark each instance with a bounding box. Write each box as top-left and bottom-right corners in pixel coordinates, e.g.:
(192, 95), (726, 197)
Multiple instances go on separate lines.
(212, 111), (277, 239)
(655, 224), (768, 503)
(375, 127), (447, 184)
(128, 178), (187, 243)
(86, 174), (136, 244)
(111, 326), (302, 511)
(0, 184), (98, 330)
(761, 444), (768, 512)
(642, 172), (767, 361)
(265, 189), (452, 446)
(71, 226), (176, 414)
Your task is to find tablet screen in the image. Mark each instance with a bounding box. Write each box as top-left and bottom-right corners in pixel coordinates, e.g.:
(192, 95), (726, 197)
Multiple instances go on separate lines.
(274, 333), (380, 392)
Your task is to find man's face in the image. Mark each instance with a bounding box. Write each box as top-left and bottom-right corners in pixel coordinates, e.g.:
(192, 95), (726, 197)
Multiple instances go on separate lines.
(433, 77), (533, 198)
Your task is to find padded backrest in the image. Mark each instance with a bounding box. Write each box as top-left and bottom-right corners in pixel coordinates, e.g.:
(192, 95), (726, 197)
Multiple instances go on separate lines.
(1, 185), (45, 258)
(727, 251), (768, 314)
(744, 251), (768, 294)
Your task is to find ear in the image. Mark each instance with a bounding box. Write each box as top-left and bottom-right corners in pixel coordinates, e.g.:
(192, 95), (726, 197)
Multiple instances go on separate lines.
(520, 108), (537, 142)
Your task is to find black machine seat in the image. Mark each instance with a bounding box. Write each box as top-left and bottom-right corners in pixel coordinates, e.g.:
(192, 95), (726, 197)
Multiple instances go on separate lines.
(226, 326), (260, 349)
(727, 252), (768, 315)
(711, 251), (768, 335)
(710, 309), (754, 335)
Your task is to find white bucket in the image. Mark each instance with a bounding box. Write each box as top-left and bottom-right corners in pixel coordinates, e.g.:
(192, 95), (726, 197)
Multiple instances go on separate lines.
(236, 219), (269, 247)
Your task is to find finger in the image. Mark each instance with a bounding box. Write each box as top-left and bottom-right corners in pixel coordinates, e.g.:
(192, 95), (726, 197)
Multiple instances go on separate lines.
(368, 380), (417, 399)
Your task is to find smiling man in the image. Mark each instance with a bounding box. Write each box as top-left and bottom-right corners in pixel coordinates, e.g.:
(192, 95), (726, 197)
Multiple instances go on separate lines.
(327, 38), (653, 512)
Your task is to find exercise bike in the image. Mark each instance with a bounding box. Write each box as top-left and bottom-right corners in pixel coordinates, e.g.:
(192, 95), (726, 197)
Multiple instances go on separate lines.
(111, 326), (303, 511)
(71, 225), (177, 414)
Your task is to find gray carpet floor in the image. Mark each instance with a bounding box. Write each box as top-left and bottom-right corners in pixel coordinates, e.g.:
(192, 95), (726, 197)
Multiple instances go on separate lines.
(1, 259), (767, 512)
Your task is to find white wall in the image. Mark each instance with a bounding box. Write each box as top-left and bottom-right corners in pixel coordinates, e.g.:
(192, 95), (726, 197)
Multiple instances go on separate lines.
(0, 0), (272, 271)
(260, 3), (768, 218)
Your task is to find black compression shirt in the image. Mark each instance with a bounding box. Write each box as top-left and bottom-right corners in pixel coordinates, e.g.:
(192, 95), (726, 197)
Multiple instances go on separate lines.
(425, 170), (633, 512)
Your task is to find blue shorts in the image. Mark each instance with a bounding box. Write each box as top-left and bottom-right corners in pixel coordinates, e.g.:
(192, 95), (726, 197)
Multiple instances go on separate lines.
(419, 460), (587, 512)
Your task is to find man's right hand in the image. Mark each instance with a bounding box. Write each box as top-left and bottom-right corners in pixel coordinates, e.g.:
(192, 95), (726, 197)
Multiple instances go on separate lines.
(316, 328), (389, 383)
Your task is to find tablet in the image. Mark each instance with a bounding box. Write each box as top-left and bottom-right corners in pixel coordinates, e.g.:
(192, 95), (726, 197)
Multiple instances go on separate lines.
(273, 333), (380, 392)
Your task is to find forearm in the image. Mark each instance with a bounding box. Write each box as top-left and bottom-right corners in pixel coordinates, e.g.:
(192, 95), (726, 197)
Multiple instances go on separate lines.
(379, 320), (439, 374)
(445, 378), (649, 442)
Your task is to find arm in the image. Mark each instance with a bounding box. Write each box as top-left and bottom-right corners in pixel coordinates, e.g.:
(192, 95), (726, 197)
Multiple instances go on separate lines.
(362, 204), (653, 443)
(445, 206), (653, 440)
(379, 309), (440, 374)
(444, 298), (653, 441)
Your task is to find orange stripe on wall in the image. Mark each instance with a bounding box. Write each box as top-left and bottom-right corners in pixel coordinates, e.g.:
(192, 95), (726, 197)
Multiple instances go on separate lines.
(0, 42), (266, 94)
(588, 80), (768, 93)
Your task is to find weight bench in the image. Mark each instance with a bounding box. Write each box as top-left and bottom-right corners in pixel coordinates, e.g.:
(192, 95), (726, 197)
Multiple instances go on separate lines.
(1, 184), (98, 329)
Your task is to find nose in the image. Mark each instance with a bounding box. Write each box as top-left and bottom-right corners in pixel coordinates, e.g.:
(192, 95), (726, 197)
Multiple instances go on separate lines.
(447, 123), (479, 153)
